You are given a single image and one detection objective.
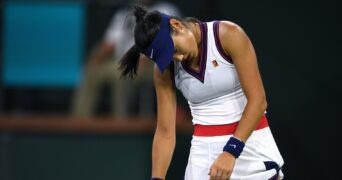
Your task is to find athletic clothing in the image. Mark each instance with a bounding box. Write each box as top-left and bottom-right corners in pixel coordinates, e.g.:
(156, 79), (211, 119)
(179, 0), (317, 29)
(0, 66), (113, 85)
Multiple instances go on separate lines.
(174, 21), (247, 125)
(173, 21), (284, 179)
(185, 127), (284, 180)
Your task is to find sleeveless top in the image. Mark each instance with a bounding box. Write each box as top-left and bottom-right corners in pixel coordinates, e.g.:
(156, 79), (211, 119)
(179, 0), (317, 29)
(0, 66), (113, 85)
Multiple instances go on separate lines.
(174, 21), (248, 125)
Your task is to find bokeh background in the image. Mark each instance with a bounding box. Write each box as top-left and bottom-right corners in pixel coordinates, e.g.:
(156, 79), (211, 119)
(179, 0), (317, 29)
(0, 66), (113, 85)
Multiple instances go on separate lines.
(0, 0), (341, 179)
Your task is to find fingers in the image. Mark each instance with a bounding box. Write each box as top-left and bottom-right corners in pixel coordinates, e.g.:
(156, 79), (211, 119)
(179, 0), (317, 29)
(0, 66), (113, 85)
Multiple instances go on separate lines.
(209, 174), (229, 180)
(209, 166), (232, 180)
(209, 167), (230, 180)
(221, 172), (230, 180)
(208, 166), (217, 178)
(209, 153), (236, 180)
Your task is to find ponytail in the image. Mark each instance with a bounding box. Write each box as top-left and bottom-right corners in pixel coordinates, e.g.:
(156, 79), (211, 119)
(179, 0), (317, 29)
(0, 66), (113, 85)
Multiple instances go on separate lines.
(119, 5), (161, 78)
(119, 4), (193, 78)
(119, 44), (141, 78)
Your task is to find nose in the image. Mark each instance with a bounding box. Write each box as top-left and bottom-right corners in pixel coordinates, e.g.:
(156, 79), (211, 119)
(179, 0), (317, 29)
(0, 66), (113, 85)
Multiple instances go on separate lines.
(173, 54), (184, 61)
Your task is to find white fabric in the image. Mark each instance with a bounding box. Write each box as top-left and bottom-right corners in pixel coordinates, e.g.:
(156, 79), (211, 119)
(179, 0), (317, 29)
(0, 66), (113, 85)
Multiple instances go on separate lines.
(185, 127), (284, 180)
(174, 22), (248, 125)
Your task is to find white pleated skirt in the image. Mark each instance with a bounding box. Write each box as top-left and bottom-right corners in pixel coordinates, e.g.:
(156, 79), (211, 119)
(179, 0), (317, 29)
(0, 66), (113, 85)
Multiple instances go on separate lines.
(184, 127), (284, 180)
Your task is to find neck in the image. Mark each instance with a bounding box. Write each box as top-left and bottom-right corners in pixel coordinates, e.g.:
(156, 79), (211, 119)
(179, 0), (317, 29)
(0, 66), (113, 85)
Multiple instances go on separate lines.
(189, 22), (201, 48)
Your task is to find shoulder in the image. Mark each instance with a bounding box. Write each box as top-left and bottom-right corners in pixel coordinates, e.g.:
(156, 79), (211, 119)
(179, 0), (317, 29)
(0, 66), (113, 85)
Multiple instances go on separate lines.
(215, 21), (251, 54)
(216, 21), (246, 39)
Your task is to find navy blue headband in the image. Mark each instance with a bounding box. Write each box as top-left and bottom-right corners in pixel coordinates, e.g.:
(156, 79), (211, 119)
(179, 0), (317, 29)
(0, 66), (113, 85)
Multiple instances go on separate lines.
(143, 14), (174, 72)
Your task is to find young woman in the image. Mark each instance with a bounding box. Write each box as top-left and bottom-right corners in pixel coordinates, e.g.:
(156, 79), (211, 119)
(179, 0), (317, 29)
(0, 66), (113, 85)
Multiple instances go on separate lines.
(120, 5), (284, 180)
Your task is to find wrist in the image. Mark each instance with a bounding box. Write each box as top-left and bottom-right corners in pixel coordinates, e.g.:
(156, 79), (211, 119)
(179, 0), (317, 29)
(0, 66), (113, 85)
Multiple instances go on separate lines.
(223, 136), (245, 158)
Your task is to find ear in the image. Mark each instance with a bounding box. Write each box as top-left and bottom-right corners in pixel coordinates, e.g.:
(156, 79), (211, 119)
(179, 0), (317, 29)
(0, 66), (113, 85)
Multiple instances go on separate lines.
(170, 18), (184, 32)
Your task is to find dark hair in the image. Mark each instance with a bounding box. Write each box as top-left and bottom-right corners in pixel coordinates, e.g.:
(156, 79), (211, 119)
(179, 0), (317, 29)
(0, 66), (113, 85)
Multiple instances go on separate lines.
(119, 5), (162, 78)
(119, 5), (199, 78)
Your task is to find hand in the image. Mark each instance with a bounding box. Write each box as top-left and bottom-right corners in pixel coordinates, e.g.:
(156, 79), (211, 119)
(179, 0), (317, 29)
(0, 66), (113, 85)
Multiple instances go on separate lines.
(208, 152), (236, 180)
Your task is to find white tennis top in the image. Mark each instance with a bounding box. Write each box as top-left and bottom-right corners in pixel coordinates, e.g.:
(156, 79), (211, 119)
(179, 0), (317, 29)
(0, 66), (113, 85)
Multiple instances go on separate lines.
(174, 21), (248, 125)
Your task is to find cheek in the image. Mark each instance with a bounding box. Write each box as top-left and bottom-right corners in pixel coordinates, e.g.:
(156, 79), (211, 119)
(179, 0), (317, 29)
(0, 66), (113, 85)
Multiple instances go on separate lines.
(182, 36), (197, 52)
(173, 34), (197, 53)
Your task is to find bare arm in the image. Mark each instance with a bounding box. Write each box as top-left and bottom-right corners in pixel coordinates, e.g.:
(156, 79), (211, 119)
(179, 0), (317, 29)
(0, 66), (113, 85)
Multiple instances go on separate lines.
(209, 21), (267, 179)
(152, 65), (177, 179)
(219, 21), (267, 142)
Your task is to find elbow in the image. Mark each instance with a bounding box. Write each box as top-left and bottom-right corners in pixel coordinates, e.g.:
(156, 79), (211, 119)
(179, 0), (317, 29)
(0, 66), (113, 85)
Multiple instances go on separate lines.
(257, 94), (268, 112)
(155, 129), (175, 140)
(261, 98), (268, 112)
(156, 123), (176, 139)
(248, 95), (267, 112)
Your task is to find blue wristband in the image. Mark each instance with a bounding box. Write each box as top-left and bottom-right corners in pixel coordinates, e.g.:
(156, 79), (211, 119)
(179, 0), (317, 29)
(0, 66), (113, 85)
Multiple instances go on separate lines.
(151, 178), (162, 180)
(223, 136), (245, 158)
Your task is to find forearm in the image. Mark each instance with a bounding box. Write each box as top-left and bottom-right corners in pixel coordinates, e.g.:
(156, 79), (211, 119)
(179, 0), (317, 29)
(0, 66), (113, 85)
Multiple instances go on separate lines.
(151, 128), (176, 179)
(234, 98), (267, 142)
(152, 67), (177, 179)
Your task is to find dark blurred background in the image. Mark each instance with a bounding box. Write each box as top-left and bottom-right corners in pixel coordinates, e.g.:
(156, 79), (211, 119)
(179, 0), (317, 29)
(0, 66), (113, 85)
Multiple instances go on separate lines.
(0, 0), (341, 179)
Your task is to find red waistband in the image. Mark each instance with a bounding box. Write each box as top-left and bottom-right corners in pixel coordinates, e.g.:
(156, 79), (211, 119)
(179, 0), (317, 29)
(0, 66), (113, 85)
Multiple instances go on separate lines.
(193, 115), (269, 136)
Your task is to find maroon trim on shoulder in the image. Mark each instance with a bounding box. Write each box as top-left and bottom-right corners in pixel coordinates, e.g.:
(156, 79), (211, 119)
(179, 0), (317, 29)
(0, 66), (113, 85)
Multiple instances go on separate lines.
(213, 21), (233, 64)
(181, 22), (208, 83)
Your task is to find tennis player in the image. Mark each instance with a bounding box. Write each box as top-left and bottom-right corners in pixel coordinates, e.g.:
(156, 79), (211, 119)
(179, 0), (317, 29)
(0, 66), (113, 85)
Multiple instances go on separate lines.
(120, 5), (284, 180)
